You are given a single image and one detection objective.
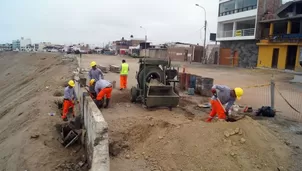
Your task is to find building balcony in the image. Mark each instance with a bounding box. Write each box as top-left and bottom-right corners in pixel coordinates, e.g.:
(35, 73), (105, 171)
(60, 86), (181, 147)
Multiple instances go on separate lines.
(218, 0), (258, 22)
(219, 5), (257, 17)
(217, 28), (255, 41)
(264, 34), (302, 43)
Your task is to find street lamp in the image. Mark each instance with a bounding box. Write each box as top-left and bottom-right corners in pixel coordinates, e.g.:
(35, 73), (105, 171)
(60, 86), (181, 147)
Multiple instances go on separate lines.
(195, 4), (207, 64)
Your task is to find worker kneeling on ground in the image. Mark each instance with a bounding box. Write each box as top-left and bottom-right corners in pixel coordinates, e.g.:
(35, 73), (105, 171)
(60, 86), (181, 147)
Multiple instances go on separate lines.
(89, 61), (104, 81)
(62, 80), (78, 122)
(89, 79), (97, 99)
(206, 85), (243, 122)
(119, 59), (129, 90)
(95, 79), (113, 108)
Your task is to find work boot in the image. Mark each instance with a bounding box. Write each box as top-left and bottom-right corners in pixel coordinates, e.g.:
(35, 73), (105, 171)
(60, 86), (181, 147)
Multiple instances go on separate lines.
(63, 118), (68, 122)
(104, 98), (110, 108)
(206, 117), (213, 122)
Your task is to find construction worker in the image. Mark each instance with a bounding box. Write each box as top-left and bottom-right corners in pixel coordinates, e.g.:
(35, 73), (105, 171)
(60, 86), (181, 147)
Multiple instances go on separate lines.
(119, 59), (129, 90)
(206, 85), (243, 122)
(95, 79), (113, 108)
(89, 61), (104, 81)
(62, 80), (78, 121)
(89, 79), (97, 99)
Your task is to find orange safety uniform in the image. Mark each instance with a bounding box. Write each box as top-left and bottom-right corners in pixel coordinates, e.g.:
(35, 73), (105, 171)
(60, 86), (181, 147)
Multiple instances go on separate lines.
(209, 99), (226, 120)
(96, 87), (113, 100)
(120, 62), (129, 89)
(62, 99), (75, 119)
(120, 75), (127, 89)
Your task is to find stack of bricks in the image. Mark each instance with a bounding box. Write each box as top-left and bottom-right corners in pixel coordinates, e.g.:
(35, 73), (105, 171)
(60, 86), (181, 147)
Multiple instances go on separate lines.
(109, 65), (120, 73)
(97, 65), (109, 73)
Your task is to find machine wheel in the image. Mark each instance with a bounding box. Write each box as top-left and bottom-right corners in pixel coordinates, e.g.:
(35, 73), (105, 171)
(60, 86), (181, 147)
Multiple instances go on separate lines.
(130, 87), (138, 103)
(138, 67), (165, 88)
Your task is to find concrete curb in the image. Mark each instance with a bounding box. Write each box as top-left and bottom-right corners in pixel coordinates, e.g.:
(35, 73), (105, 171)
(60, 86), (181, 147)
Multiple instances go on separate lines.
(74, 74), (110, 171)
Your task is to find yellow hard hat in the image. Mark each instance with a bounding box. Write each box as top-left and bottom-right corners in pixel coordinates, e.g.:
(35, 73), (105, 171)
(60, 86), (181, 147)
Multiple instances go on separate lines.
(68, 80), (75, 87)
(90, 61), (97, 67)
(234, 87), (243, 100)
(89, 79), (96, 86)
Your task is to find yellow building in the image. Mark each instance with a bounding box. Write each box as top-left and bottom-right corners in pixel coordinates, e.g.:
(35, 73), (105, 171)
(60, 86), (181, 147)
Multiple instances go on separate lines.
(257, 1), (302, 71)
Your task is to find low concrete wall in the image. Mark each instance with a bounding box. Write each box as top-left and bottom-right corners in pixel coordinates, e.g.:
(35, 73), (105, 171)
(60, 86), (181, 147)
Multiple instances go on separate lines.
(74, 76), (110, 171)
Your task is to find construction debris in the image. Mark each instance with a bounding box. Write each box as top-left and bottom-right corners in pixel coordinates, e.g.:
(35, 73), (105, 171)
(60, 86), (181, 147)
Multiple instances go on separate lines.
(30, 134), (40, 139)
(97, 65), (109, 73)
(59, 121), (82, 148)
(109, 65), (120, 73)
(240, 138), (246, 144)
(224, 128), (243, 138)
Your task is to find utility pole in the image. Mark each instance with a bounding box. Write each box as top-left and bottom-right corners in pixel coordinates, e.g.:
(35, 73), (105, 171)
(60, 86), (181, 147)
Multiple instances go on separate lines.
(203, 20), (207, 64)
(195, 4), (207, 64)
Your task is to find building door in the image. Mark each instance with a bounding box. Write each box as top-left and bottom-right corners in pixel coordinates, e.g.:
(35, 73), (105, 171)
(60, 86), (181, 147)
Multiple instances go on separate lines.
(233, 51), (239, 66)
(286, 46), (297, 70)
(219, 48), (231, 65)
(184, 50), (188, 61)
(271, 48), (279, 68)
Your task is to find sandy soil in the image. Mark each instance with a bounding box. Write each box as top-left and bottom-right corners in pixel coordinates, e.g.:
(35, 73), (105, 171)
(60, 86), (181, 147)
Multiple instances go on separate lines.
(80, 54), (302, 170)
(80, 54), (302, 122)
(0, 52), (86, 171)
(100, 90), (301, 171)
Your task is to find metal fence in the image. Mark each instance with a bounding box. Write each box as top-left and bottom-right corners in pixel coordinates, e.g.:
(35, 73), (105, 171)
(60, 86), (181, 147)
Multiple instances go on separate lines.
(178, 72), (302, 122)
(240, 75), (302, 122)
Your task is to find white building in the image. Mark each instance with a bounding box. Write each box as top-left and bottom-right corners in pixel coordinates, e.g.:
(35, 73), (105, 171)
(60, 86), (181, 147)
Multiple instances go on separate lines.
(216, 0), (281, 67)
(216, 0), (258, 41)
(20, 37), (32, 51)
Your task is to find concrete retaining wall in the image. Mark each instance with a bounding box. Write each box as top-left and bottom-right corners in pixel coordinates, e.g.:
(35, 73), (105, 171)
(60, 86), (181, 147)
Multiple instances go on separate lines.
(74, 76), (110, 171)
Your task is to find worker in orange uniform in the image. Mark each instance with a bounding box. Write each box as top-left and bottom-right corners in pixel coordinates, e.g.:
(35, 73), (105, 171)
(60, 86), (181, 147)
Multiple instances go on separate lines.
(62, 80), (78, 121)
(206, 85), (243, 122)
(95, 79), (113, 108)
(119, 59), (129, 90)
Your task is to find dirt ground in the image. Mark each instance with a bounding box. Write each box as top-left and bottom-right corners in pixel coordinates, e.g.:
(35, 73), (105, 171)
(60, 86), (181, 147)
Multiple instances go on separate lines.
(0, 52), (86, 171)
(101, 90), (301, 171)
(80, 54), (302, 122)
(80, 54), (302, 171)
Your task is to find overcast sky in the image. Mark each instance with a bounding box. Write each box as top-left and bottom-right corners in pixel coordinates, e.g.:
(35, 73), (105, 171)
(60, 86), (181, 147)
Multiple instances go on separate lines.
(0, 0), (291, 45)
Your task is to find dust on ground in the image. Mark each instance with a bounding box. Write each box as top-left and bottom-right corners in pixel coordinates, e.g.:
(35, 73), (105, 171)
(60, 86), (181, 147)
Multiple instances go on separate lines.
(0, 52), (86, 171)
(101, 90), (301, 171)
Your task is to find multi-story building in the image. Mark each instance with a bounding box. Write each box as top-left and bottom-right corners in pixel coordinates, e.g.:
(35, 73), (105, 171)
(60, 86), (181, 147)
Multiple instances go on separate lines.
(12, 40), (20, 51)
(0, 43), (13, 51)
(257, 0), (302, 71)
(216, 0), (281, 67)
(20, 37), (32, 51)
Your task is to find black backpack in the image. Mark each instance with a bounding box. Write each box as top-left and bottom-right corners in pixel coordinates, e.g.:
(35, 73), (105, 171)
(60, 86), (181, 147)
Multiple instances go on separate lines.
(256, 106), (276, 117)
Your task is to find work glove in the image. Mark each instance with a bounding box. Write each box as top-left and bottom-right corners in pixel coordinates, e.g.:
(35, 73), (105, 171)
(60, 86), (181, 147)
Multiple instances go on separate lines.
(211, 88), (217, 97)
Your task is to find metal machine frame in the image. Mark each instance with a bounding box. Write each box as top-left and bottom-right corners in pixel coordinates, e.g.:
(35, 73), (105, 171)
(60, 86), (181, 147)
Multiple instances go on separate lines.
(130, 58), (180, 110)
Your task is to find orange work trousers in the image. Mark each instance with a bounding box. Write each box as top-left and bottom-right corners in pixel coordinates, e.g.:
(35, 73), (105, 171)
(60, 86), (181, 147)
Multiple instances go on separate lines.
(209, 99), (226, 119)
(96, 87), (113, 101)
(120, 75), (128, 89)
(62, 100), (74, 119)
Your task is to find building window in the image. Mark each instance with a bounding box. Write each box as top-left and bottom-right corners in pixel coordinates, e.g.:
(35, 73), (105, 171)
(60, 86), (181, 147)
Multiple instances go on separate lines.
(219, 1), (236, 16)
(219, 0), (257, 16)
(236, 19), (256, 36)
